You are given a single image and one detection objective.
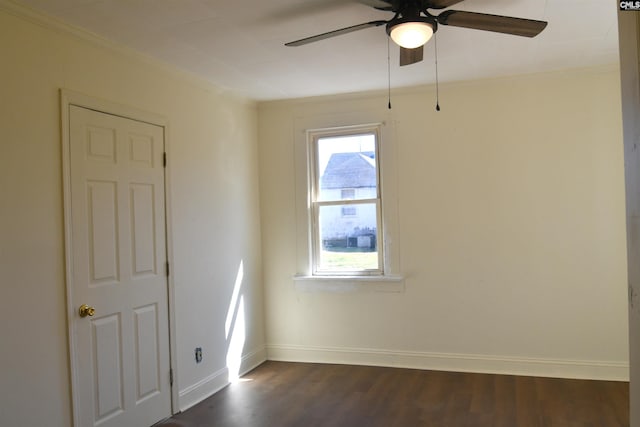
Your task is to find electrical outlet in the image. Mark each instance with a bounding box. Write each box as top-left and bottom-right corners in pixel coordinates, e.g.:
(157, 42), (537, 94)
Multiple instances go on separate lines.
(195, 347), (203, 363)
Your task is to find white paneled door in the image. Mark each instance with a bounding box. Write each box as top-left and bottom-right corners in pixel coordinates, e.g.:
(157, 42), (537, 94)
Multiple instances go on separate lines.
(68, 105), (171, 427)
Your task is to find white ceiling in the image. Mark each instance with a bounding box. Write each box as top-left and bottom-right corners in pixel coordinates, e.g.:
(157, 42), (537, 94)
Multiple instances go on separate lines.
(14, 0), (620, 101)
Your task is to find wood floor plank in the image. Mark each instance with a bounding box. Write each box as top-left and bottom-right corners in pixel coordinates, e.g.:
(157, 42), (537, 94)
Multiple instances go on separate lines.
(157, 361), (629, 427)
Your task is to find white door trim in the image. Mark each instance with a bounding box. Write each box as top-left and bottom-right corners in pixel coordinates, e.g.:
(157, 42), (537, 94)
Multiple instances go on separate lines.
(60, 89), (178, 425)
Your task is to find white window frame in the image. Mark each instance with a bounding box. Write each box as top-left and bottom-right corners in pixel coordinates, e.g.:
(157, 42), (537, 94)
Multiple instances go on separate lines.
(309, 126), (383, 276)
(293, 114), (404, 292)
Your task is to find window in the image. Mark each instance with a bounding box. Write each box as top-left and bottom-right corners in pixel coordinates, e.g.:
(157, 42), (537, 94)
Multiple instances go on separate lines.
(341, 189), (356, 199)
(293, 116), (403, 291)
(341, 205), (357, 217)
(340, 189), (357, 216)
(309, 126), (383, 275)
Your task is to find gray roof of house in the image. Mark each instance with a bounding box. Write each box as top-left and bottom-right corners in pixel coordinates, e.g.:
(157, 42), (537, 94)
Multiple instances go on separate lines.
(320, 152), (376, 189)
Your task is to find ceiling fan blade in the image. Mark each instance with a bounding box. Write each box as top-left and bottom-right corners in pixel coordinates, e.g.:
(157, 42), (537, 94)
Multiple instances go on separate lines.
(285, 20), (388, 46)
(437, 10), (547, 37)
(427, 0), (465, 10)
(357, 0), (393, 9)
(400, 46), (424, 66)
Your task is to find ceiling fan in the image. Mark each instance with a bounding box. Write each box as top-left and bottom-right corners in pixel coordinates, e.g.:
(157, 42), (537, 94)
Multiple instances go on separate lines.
(285, 0), (548, 67)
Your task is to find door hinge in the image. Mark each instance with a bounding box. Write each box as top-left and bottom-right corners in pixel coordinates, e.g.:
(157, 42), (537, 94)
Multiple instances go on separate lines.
(165, 261), (170, 277)
(163, 152), (167, 167)
(169, 368), (173, 386)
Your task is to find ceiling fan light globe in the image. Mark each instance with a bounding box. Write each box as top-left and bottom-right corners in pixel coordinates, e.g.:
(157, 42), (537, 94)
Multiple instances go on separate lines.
(390, 22), (433, 49)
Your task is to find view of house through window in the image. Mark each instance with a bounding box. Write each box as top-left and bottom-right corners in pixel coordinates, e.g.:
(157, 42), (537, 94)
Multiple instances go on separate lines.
(311, 127), (383, 274)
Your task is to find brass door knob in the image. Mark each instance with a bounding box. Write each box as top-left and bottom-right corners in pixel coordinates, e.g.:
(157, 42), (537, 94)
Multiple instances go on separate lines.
(78, 304), (96, 318)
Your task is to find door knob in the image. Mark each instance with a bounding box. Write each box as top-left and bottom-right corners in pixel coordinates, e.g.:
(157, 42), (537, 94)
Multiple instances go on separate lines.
(78, 304), (96, 318)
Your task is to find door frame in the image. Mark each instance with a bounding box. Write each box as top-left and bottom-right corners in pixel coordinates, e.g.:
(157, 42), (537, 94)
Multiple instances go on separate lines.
(60, 89), (178, 425)
(618, 12), (640, 426)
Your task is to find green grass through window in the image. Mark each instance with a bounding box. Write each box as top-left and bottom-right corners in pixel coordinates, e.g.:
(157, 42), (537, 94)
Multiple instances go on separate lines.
(321, 250), (378, 270)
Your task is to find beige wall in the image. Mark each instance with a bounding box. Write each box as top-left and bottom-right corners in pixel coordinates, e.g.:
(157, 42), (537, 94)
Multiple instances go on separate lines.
(258, 67), (630, 379)
(0, 4), (264, 426)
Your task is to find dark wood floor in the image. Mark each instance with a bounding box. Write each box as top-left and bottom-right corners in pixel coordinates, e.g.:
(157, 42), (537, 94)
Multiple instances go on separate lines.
(157, 361), (629, 427)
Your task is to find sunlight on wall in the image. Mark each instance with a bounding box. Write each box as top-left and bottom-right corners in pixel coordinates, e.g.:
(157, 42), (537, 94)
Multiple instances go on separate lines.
(225, 261), (244, 337)
(225, 261), (246, 382)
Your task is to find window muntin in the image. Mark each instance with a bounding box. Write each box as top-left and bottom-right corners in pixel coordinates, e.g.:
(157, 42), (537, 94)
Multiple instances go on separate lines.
(310, 128), (383, 275)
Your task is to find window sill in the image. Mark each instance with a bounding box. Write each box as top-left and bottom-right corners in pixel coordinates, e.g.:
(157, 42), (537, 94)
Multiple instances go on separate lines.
(293, 274), (405, 293)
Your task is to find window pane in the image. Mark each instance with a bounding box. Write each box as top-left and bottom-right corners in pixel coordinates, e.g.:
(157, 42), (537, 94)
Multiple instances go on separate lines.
(341, 189), (355, 200)
(317, 203), (378, 271)
(341, 205), (357, 217)
(317, 134), (377, 202)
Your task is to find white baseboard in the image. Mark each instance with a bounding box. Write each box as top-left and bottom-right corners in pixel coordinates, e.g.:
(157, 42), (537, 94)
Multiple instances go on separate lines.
(178, 366), (228, 413)
(178, 346), (267, 412)
(266, 344), (629, 382)
(240, 345), (269, 375)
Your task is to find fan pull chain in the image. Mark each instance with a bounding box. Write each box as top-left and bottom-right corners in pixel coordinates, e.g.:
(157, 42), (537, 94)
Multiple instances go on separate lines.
(434, 32), (441, 112)
(387, 37), (392, 110)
